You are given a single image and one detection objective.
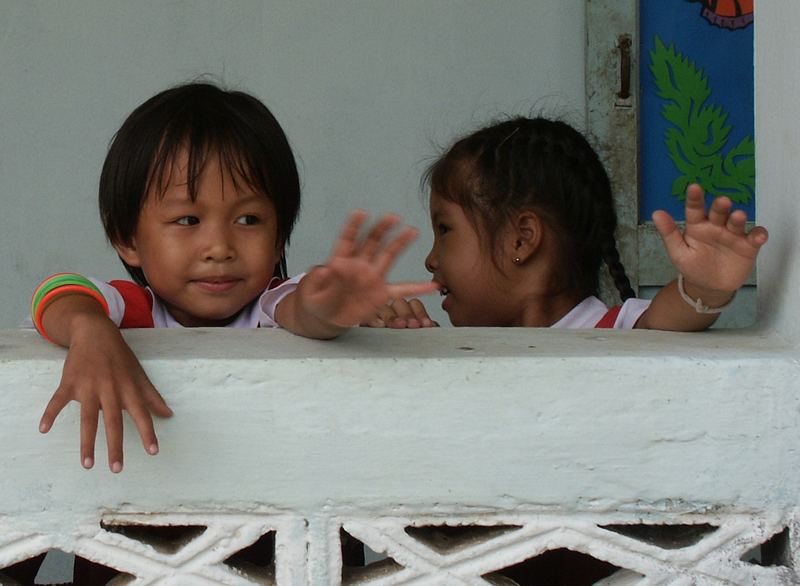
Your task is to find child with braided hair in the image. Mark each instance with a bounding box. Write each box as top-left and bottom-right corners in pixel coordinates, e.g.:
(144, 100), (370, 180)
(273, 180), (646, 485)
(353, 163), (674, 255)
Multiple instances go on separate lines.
(374, 116), (768, 330)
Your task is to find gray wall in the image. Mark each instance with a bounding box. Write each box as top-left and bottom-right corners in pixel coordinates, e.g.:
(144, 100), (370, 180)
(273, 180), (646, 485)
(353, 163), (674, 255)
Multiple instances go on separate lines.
(0, 1), (585, 328)
(756, 3), (800, 341)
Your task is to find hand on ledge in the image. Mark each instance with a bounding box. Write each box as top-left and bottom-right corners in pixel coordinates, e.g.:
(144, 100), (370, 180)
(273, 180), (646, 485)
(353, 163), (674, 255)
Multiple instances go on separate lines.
(362, 297), (439, 329)
(38, 309), (172, 473)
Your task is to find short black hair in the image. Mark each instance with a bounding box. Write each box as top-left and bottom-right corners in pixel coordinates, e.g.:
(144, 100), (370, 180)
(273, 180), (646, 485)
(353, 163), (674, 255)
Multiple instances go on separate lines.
(99, 82), (301, 285)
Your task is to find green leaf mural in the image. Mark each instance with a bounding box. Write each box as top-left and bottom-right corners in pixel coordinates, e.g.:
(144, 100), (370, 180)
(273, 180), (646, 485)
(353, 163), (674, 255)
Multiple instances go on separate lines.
(649, 36), (754, 203)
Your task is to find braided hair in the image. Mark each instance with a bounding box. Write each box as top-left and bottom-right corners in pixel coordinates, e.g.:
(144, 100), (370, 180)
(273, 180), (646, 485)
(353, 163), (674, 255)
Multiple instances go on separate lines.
(424, 117), (635, 302)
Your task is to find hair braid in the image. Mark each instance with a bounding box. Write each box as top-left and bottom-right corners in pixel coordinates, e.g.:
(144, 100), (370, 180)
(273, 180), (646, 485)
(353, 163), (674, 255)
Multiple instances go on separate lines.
(601, 238), (635, 301)
(576, 143), (636, 302)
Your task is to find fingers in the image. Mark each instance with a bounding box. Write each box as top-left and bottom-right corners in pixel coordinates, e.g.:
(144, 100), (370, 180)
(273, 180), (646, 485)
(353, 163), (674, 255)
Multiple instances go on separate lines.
(684, 183), (734, 227)
(707, 195), (733, 226)
(330, 211), (417, 273)
(362, 302), (396, 327)
(45, 381), (162, 471)
(363, 297), (440, 328)
(101, 396), (124, 473)
(79, 399), (99, 469)
(726, 209), (747, 235)
(328, 209), (369, 260)
(361, 214), (401, 260)
(129, 381), (173, 455)
(747, 225), (769, 248)
(81, 380), (171, 471)
(656, 184), (768, 294)
(726, 209), (768, 251)
(375, 227), (418, 275)
(142, 384), (174, 419)
(681, 184), (767, 248)
(403, 298), (438, 327)
(652, 209), (683, 253)
(385, 297), (438, 328)
(46, 328), (170, 473)
(311, 210), (429, 329)
(683, 183), (708, 224)
(387, 280), (440, 300)
(126, 399), (159, 456)
(39, 387), (71, 433)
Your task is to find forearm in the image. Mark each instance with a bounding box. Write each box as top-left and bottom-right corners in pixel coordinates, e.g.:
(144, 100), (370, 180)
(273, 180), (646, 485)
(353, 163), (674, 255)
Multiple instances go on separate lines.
(634, 278), (734, 331)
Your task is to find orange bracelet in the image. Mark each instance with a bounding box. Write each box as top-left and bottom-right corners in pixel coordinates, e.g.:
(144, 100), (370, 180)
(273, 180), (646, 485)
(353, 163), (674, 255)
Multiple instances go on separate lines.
(31, 275), (109, 344)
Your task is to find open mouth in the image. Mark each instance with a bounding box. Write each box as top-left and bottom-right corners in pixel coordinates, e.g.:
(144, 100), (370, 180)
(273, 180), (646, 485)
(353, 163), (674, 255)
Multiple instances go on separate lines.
(439, 285), (452, 312)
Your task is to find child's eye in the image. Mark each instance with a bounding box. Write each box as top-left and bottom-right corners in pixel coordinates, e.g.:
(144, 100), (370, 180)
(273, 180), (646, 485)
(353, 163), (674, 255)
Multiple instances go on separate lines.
(236, 215), (260, 225)
(176, 216), (199, 226)
(437, 223), (450, 235)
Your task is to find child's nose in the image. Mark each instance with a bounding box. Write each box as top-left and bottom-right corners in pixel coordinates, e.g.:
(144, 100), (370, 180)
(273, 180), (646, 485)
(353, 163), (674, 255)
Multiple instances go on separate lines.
(204, 226), (236, 261)
(424, 247), (437, 273)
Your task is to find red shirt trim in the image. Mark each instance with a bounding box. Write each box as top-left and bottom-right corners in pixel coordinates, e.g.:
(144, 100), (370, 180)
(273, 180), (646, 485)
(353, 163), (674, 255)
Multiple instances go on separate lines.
(109, 280), (155, 328)
(594, 305), (622, 328)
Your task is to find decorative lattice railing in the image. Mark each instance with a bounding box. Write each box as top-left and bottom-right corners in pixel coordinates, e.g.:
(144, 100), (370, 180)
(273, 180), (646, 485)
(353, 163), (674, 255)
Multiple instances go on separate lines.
(1, 326), (798, 585)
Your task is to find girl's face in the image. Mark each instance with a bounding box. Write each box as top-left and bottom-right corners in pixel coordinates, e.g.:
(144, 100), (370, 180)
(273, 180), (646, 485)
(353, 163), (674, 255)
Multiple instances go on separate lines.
(425, 192), (519, 326)
(114, 151), (281, 326)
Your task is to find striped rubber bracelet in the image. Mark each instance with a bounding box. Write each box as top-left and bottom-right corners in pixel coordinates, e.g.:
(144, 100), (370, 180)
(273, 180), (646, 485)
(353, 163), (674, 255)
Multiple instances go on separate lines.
(31, 274), (109, 343)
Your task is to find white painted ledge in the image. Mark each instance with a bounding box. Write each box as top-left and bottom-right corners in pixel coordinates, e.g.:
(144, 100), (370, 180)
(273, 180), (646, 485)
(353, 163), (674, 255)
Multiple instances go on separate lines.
(1, 327), (798, 584)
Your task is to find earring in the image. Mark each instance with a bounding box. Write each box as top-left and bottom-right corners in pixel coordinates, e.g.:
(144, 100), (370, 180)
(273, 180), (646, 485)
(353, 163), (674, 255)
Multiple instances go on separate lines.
(513, 257), (522, 264)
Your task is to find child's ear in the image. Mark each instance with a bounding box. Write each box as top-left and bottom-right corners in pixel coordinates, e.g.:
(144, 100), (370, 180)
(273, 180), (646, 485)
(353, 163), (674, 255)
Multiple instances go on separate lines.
(113, 240), (143, 268)
(508, 211), (544, 265)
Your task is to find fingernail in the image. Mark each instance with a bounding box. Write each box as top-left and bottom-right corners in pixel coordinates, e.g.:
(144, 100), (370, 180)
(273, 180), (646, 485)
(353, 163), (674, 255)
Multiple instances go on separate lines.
(83, 457), (94, 469)
(370, 319), (384, 327)
(148, 443), (159, 455)
(111, 461), (123, 473)
(422, 318), (433, 327)
(408, 319), (420, 328)
(39, 422), (49, 433)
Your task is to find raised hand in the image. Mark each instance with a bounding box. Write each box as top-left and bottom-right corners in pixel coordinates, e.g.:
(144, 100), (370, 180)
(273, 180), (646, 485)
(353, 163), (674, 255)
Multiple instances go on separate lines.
(296, 211), (439, 330)
(652, 183), (768, 299)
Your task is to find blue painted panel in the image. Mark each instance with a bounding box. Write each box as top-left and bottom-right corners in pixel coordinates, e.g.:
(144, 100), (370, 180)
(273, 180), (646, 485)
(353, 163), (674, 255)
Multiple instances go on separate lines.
(640, 1), (754, 221)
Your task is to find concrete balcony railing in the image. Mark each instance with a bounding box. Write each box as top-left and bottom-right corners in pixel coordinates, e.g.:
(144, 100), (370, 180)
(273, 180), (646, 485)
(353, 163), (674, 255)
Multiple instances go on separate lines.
(0, 325), (798, 584)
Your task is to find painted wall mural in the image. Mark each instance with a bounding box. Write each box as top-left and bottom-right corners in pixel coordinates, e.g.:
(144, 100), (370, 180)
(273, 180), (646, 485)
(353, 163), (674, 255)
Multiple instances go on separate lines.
(640, 1), (754, 221)
(693, 0), (753, 30)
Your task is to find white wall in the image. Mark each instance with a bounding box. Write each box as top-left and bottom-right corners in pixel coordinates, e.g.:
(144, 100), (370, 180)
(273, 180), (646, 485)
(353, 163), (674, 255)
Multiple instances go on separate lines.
(0, 1), (585, 328)
(755, 3), (800, 342)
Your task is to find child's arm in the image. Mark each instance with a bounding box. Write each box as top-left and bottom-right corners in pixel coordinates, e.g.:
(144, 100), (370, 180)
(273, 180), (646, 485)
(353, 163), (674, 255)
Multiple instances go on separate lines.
(37, 291), (172, 472)
(275, 211), (439, 338)
(634, 183), (768, 331)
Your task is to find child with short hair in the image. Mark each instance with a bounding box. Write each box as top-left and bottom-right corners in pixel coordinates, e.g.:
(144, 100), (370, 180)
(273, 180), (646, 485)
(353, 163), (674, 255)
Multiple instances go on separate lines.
(374, 116), (767, 329)
(32, 82), (437, 473)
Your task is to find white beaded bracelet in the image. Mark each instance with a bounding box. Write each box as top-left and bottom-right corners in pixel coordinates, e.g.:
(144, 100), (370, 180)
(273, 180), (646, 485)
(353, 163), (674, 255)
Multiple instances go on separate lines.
(677, 274), (735, 314)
